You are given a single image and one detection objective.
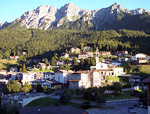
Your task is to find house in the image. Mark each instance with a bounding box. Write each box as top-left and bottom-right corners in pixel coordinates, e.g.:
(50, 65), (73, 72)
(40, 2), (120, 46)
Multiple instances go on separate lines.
(41, 80), (62, 89)
(78, 53), (88, 59)
(99, 51), (111, 56)
(69, 70), (102, 89)
(84, 46), (91, 52)
(115, 51), (128, 56)
(90, 70), (102, 87)
(70, 47), (80, 54)
(61, 53), (69, 58)
(21, 72), (37, 85)
(36, 72), (44, 79)
(0, 78), (8, 87)
(129, 75), (141, 85)
(132, 53), (149, 63)
(22, 51), (26, 56)
(91, 58), (125, 80)
(55, 70), (74, 86)
(7, 71), (18, 80)
(36, 63), (46, 70)
(43, 72), (55, 80)
(113, 66), (124, 76)
(9, 67), (18, 72)
(10, 56), (19, 60)
(69, 70), (91, 89)
(129, 75), (141, 90)
(86, 52), (93, 57)
(56, 60), (64, 66)
(138, 57), (147, 64)
(95, 62), (112, 70)
(92, 69), (114, 81)
(0, 70), (7, 75)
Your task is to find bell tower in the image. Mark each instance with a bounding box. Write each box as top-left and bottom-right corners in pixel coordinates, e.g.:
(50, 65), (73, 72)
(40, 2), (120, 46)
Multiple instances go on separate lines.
(95, 48), (99, 64)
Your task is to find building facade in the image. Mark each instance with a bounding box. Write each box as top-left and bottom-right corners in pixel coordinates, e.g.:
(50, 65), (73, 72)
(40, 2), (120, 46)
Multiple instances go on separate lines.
(55, 70), (73, 85)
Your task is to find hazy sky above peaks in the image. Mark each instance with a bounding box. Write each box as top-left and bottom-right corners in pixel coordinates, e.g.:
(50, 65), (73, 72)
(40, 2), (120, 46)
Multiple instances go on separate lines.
(0, 0), (150, 22)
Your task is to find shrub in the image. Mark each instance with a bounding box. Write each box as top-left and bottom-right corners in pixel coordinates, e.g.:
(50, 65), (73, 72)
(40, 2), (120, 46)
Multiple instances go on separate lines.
(59, 90), (72, 104)
(75, 88), (80, 95)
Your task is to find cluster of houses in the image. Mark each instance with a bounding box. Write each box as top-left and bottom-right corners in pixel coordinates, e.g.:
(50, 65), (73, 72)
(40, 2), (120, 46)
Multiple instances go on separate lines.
(0, 49), (126, 90)
(4, 46), (150, 90)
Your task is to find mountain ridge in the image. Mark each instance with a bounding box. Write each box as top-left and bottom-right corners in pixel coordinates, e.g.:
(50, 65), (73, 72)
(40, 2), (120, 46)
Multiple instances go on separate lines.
(1, 3), (150, 30)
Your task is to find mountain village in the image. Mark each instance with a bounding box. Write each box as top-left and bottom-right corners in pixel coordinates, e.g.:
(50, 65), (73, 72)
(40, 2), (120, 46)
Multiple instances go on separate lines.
(0, 2), (150, 114)
(1, 46), (149, 89)
(0, 45), (149, 110)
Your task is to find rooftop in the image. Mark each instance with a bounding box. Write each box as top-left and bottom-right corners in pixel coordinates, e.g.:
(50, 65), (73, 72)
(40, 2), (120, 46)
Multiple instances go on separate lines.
(141, 77), (150, 84)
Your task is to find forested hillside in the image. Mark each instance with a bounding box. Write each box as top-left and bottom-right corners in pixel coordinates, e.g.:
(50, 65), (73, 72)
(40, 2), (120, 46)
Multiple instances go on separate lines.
(0, 28), (150, 59)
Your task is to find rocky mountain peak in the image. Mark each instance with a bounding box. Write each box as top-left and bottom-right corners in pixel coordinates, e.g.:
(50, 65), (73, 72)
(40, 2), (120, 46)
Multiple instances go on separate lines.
(130, 8), (150, 15)
(0, 21), (9, 29)
(109, 3), (129, 13)
(1, 3), (150, 30)
(59, 2), (81, 16)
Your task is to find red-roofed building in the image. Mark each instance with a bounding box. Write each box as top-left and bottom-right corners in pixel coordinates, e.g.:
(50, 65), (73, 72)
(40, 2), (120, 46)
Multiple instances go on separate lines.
(10, 56), (19, 60)
(99, 51), (111, 56)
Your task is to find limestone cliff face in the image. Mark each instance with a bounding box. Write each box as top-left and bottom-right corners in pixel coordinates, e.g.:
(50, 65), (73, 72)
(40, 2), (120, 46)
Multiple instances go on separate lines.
(3, 3), (150, 30)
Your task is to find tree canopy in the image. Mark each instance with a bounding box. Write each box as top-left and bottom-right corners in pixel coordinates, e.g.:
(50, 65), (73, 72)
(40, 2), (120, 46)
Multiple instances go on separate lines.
(0, 28), (150, 60)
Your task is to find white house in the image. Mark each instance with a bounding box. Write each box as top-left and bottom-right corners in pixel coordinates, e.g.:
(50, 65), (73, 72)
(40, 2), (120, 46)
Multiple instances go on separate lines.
(78, 53), (88, 59)
(21, 72), (37, 85)
(55, 70), (74, 85)
(95, 62), (111, 70)
(0, 70), (7, 75)
(91, 59), (125, 78)
(70, 47), (80, 54)
(61, 53), (69, 58)
(0, 78), (8, 86)
(69, 70), (102, 89)
(113, 66), (124, 76)
(132, 53), (149, 63)
(10, 56), (19, 60)
(90, 70), (102, 87)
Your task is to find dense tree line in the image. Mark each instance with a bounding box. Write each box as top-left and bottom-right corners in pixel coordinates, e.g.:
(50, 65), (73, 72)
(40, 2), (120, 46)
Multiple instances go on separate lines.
(0, 28), (150, 60)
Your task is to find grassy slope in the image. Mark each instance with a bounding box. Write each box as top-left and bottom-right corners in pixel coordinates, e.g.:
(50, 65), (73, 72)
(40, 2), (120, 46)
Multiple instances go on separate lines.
(32, 69), (54, 72)
(26, 97), (60, 107)
(0, 59), (17, 70)
(139, 65), (150, 74)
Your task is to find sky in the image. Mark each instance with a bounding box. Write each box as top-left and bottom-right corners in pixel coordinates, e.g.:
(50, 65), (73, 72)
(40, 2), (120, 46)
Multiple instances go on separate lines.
(1, 0), (150, 23)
